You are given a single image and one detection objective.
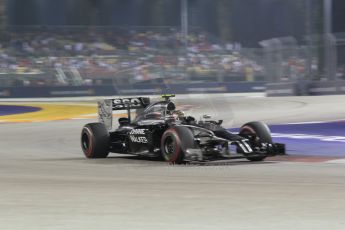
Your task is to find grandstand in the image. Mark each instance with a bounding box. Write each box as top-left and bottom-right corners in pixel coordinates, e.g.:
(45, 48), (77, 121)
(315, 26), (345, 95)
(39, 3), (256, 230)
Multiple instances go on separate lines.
(0, 26), (264, 87)
(0, 0), (345, 96)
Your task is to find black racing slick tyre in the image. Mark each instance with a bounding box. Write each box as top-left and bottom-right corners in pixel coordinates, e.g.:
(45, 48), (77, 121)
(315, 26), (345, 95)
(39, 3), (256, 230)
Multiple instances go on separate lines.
(239, 121), (272, 162)
(161, 126), (195, 164)
(81, 123), (109, 158)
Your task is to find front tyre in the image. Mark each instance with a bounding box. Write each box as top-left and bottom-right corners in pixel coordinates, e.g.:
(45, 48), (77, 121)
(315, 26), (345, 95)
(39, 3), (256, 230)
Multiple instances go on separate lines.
(161, 126), (195, 164)
(239, 121), (272, 162)
(81, 123), (109, 158)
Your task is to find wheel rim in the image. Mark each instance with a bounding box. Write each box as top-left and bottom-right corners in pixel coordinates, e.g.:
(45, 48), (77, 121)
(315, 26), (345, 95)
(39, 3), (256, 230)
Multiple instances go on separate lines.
(240, 126), (267, 160)
(164, 136), (175, 159)
(81, 132), (90, 152)
(241, 126), (259, 142)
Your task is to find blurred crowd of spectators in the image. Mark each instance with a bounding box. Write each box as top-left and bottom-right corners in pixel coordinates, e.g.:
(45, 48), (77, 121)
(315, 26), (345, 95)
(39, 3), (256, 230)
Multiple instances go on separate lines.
(0, 27), (264, 86)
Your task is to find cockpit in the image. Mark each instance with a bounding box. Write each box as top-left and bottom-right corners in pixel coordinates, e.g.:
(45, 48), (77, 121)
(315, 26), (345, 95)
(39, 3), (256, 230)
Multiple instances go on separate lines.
(133, 101), (178, 122)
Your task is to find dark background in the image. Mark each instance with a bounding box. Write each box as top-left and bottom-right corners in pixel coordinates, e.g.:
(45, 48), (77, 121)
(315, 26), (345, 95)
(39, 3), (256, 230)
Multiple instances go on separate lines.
(5, 0), (345, 47)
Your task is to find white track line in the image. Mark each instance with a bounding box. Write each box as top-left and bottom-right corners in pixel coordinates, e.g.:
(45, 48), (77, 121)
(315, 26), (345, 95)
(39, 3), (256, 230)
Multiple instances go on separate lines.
(325, 159), (345, 164)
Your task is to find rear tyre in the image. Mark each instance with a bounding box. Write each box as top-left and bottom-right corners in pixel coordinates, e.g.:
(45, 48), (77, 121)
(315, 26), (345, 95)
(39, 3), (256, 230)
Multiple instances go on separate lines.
(161, 126), (195, 164)
(239, 121), (272, 162)
(81, 123), (109, 158)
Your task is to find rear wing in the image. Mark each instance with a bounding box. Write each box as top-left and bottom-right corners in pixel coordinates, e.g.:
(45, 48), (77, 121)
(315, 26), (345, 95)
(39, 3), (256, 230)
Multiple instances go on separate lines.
(98, 97), (150, 130)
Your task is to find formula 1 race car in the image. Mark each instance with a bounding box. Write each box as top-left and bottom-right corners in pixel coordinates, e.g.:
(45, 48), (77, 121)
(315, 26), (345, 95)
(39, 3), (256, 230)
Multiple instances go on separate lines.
(81, 94), (285, 163)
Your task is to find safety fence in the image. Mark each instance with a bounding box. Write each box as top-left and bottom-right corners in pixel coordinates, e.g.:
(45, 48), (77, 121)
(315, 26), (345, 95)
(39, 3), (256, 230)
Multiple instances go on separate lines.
(0, 82), (265, 98)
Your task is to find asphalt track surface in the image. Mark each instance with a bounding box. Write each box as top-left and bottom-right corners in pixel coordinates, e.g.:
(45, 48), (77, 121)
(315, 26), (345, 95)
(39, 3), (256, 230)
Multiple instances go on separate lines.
(1, 95), (345, 230)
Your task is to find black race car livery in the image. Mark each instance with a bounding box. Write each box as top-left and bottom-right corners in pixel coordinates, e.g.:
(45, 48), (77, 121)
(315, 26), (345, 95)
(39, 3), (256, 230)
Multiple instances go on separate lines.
(81, 95), (285, 163)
